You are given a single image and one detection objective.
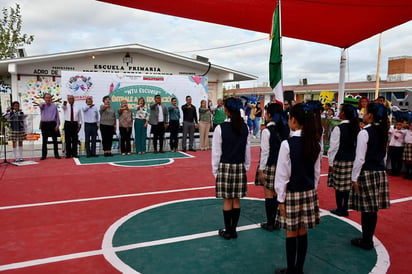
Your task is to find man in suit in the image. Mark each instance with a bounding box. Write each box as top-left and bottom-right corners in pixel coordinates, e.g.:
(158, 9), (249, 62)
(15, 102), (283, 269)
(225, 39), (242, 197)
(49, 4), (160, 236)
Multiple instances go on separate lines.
(149, 94), (169, 153)
(62, 95), (82, 158)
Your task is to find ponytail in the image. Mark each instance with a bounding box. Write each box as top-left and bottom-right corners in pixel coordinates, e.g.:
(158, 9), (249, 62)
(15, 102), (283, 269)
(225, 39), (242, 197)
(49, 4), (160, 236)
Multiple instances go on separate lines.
(289, 102), (321, 162)
(224, 97), (244, 135)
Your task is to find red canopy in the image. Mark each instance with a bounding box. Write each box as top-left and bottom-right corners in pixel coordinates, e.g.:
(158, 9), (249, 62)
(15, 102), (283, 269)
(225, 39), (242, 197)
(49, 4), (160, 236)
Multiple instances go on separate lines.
(98, 0), (412, 48)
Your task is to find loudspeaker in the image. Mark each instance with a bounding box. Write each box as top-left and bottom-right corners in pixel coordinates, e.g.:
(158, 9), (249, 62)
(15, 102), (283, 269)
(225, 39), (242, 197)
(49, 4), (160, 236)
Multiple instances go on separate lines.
(284, 90), (294, 102)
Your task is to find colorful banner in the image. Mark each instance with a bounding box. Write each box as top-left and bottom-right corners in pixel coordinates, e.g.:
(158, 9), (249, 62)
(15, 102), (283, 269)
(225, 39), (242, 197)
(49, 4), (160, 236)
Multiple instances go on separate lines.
(61, 71), (208, 115)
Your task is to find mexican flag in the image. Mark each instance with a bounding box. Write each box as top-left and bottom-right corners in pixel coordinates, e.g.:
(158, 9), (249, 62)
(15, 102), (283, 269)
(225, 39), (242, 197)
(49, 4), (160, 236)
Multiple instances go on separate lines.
(269, 4), (284, 104)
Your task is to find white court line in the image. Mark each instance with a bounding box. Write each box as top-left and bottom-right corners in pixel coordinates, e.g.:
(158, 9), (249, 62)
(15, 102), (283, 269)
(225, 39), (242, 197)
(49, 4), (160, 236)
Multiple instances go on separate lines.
(0, 174), (327, 211)
(0, 196), (396, 272)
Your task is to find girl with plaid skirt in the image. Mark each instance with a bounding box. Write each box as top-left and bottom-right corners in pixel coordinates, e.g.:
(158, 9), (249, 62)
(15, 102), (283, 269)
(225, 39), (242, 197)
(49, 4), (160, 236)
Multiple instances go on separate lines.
(3, 101), (26, 162)
(402, 121), (412, 179)
(255, 103), (289, 231)
(327, 104), (359, 217)
(350, 103), (390, 250)
(274, 103), (322, 274)
(212, 97), (251, 240)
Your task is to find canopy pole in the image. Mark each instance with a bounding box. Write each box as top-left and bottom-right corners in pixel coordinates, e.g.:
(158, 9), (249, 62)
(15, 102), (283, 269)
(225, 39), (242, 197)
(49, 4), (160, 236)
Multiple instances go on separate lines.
(337, 48), (347, 106)
(374, 33), (382, 99)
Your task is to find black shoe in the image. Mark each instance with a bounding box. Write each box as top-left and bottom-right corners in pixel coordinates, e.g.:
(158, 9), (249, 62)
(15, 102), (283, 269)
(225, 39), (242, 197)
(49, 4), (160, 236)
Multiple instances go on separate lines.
(218, 229), (231, 240)
(182, 149), (186, 152)
(73, 155), (79, 158)
(40, 157), (46, 160)
(86, 155), (91, 158)
(153, 150), (158, 154)
(159, 150), (165, 153)
(330, 208), (347, 216)
(55, 156), (61, 159)
(261, 222), (275, 232)
(189, 148), (196, 152)
(351, 238), (374, 250)
(92, 154), (99, 157)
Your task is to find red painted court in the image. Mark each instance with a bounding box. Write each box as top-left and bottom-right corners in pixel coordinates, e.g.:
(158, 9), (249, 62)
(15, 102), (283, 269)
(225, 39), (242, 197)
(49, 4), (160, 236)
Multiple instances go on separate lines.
(0, 146), (411, 273)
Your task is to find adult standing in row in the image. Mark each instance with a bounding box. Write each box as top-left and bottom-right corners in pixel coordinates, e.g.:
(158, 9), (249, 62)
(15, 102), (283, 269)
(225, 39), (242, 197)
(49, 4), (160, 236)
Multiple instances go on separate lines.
(198, 99), (212, 151)
(82, 98), (99, 158)
(100, 95), (116, 157)
(62, 95), (82, 158)
(39, 93), (61, 160)
(168, 97), (180, 152)
(149, 94), (168, 153)
(181, 95), (198, 152)
(118, 100), (133, 156)
(135, 97), (149, 154)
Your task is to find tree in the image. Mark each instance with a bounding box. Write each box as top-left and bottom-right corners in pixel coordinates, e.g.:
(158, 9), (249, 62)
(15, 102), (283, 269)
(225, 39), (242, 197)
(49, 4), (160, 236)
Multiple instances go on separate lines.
(0, 3), (34, 59)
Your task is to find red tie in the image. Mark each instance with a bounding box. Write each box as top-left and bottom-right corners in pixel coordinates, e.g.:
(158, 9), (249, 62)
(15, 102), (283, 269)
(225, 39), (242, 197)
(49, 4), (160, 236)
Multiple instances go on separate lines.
(70, 104), (74, 122)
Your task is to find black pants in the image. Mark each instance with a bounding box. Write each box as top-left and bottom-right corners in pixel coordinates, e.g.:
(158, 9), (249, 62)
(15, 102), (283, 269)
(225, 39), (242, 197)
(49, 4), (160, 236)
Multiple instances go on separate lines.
(84, 122), (98, 156)
(64, 121), (79, 157)
(41, 121), (59, 158)
(151, 122), (165, 151)
(389, 146), (404, 175)
(169, 120), (179, 150)
(119, 127), (132, 153)
(100, 124), (114, 151)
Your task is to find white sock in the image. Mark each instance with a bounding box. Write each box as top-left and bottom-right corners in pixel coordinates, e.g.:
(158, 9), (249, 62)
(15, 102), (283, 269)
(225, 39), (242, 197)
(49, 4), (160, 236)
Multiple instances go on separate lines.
(13, 147), (17, 159)
(18, 146), (23, 159)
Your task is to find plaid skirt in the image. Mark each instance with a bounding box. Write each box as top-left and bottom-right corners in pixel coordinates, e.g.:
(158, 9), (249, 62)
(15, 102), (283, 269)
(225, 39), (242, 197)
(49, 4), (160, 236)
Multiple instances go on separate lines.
(349, 170), (390, 212)
(328, 160), (354, 192)
(216, 163), (247, 198)
(275, 189), (320, 232)
(254, 165), (276, 189)
(8, 130), (26, 142)
(403, 143), (412, 161)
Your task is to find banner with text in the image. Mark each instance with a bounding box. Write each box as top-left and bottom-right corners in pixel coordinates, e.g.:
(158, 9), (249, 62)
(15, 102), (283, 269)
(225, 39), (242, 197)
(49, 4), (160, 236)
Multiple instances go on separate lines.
(61, 71), (208, 116)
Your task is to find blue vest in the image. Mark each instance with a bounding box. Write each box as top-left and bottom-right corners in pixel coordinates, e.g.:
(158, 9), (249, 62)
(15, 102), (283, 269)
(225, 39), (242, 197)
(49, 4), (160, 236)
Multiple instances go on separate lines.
(220, 122), (248, 164)
(362, 126), (386, 171)
(287, 136), (315, 192)
(262, 125), (284, 166)
(335, 123), (356, 161)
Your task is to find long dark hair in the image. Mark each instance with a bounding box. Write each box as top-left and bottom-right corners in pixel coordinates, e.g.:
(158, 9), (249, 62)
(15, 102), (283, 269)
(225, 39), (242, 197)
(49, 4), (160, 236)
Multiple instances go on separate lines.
(224, 97), (244, 135)
(340, 103), (360, 143)
(266, 102), (289, 140)
(367, 103), (389, 149)
(289, 102), (321, 162)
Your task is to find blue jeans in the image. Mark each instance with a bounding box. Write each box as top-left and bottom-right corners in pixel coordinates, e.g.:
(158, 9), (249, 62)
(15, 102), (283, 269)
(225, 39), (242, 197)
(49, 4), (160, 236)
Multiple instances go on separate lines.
(253, 117), (261, 136)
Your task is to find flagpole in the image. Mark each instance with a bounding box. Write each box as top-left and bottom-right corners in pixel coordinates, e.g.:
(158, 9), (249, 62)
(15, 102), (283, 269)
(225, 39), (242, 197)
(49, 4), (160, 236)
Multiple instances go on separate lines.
(337, 48), (347, 106)
(375, 33), (382, 99)
(278, 0), (283, 93)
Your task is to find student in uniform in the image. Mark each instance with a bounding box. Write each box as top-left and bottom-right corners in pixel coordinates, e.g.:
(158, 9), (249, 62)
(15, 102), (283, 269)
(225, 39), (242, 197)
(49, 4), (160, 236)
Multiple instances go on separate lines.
(388, 119), (406, 176)
(402, 121), (412, 179)
(274, 102), (322, 274)
(255, 103), (289, 231)
(327, 104), (360, 217)
(350, 103), (390, 250)
(212, 97), (251, 240)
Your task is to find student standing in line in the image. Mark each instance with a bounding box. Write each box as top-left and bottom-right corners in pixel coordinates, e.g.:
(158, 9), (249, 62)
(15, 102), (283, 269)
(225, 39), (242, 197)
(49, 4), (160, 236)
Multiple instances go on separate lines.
(327, 104), (360, 217)
(349, 103), (390, 250)
(274, 102), (322, 274)
(168, 97), (180, 152)
(134, 97), (149, 154)
(212, 98), (226, 130)
(118, 100), (133, 156)
(388, 119), (406, 176)
(3, 101), (26, 162)
(212, 97), (250, 240)
(402, 121), (412, 179)
(82, 98), (99, 158)
(255, 103), (289, 231)
(100, 95), (116, 157)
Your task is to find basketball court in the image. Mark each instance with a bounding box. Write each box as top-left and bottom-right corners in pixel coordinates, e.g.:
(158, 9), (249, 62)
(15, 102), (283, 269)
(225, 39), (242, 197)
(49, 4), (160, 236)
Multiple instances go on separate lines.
(0, 145), (411, 273)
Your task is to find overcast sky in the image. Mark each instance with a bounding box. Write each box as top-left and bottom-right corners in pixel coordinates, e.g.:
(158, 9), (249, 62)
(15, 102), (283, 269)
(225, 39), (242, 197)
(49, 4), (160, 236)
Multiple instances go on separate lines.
(3, 0), (412, 88)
